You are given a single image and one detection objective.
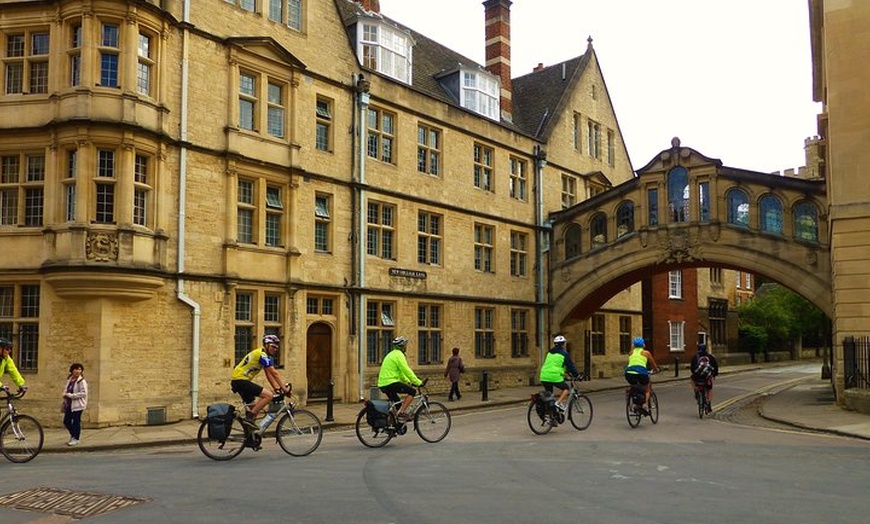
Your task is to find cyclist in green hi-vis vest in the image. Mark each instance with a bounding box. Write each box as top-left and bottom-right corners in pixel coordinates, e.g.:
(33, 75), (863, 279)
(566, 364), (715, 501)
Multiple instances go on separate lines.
(539, 335), (580, 412)
(624, 337), (661, 410)
(378, 336), (423, 421)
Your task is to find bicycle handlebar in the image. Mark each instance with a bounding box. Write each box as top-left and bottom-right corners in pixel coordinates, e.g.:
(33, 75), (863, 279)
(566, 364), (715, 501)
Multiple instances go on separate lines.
(0, 387), (28, 400)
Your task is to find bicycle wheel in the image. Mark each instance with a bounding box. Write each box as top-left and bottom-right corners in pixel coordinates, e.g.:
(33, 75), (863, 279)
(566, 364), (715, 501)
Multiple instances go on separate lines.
(197, 417), (246, 461)
(527, 402), (554, 435)
(414, 401), (451, 443)
(649, 391), (660, 424)
(0, 415), (44, 463)
(568, 393), (593, 431)
(625, 394), (641, 428)
(355, 408), (393, 448)
(276, 409), (322, 457)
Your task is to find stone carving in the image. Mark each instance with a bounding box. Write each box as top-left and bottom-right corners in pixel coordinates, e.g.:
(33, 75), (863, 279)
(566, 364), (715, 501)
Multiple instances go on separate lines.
(657, 229), (701, 264)
(86, 232), (119, 262)
(805, 250), (817, 266)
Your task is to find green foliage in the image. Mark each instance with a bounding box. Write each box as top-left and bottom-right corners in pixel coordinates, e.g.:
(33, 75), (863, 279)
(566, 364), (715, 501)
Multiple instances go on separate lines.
(737, 284), (827, 350)
(738, 325), (768, 354)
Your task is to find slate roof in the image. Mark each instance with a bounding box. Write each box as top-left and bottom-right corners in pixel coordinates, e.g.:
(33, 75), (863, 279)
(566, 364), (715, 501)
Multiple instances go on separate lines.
(334, 0), (592, 139)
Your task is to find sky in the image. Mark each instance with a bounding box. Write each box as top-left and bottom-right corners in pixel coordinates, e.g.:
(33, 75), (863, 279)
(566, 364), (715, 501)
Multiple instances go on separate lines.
(378, 0), (820, 174)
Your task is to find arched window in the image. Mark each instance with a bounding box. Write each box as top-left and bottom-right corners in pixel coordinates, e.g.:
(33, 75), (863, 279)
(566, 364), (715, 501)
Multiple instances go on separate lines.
(794, 201), (819, 242)
(726, 188), (749, 227)
(759, 195), (783, 234)
(590, 213), (607, 248)
(564, 224), (582, 260)
(616, 201), (634, 237)
(667, 166), (689, 223)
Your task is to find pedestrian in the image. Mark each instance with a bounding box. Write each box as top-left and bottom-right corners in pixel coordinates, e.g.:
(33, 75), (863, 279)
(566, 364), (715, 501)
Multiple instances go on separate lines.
(444, 347), (465, 401)
(62, 363), (88, 446)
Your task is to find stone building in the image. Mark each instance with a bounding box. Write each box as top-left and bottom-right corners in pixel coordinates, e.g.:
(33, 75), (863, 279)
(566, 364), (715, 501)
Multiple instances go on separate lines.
(0, 0), (639, 426)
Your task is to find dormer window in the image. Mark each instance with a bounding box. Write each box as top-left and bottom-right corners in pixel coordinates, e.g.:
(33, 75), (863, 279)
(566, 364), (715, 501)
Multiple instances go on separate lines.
(461, 70), (499, 121)
(358, 22), (413, 84)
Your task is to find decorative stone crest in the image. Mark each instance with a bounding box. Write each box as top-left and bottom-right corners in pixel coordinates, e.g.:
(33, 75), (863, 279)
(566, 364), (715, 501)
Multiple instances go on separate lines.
(86, 232), (119, 262)
(657, 229), (701, 264)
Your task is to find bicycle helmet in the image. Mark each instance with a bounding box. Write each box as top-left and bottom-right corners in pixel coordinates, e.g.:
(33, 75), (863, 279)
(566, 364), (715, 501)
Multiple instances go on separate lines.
(632, 337), (645, 348)
(553, 335), (567, 345)
(0, 337), (10, 349)
(391, 336), (408, 351)
(263, 334), (281, 347)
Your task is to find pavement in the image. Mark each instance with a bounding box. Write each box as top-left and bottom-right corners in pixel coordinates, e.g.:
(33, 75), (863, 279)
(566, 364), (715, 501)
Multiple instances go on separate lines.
(36, 362), (870, 453)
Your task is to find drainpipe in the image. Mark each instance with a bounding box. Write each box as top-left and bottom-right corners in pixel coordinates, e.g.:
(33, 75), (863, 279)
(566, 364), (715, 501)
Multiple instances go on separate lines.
(177, 0), (202, 419)
(355, 75), (371, 400)
(533, 145), (548, 365)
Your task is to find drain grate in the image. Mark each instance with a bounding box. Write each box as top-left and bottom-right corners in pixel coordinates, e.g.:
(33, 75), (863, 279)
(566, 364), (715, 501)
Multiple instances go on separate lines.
(0, 487), (150, 519)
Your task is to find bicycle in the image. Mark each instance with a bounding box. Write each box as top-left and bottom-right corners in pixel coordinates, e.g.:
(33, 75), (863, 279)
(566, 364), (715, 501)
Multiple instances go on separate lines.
(693, 378), (713, 418)
(355, 378), (451, 448)
(527, 376), (594, 435)
(197, 388), (322, 461)
(0, 387), (44, 463)
(625, 372), (659, 428)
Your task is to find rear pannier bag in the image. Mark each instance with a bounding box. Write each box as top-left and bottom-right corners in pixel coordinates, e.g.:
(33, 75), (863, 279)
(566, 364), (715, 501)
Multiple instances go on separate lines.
(365, 399), (391, 429)
(206, 403), (235, 440)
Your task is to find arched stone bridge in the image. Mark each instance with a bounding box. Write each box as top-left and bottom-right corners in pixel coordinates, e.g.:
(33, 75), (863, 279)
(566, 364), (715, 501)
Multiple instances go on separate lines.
(548, 140), (829, 329)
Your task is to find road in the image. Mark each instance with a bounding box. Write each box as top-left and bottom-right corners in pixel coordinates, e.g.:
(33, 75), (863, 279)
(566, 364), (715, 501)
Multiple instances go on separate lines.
(1, 365), (868, 524)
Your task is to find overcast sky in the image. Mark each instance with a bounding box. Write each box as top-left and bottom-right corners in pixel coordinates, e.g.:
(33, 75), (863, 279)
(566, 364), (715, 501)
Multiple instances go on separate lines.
(378, 0), (819, 174)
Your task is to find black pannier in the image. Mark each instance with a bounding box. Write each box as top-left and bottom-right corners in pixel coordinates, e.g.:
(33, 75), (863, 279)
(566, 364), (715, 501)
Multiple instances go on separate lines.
(206, 403), (235, 440)
(365, 400), (391, 429)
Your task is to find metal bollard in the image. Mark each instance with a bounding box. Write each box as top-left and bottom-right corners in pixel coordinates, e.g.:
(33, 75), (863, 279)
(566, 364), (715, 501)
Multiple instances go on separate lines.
(325, 380), (334, 422)
(481, 370), (490, 401)
(674, 357), (680, 378)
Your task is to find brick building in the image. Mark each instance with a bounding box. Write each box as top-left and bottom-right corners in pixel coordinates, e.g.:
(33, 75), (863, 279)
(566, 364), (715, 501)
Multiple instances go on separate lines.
(0, 0), (639, 426)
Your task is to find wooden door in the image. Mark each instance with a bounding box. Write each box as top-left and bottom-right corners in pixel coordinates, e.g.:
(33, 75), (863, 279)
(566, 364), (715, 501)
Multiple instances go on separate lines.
(306, 322), (332, 398)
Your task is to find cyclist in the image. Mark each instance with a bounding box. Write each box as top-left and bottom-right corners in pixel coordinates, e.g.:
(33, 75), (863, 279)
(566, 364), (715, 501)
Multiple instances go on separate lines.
(539, 335), (580, 412)
(624, 337), (660, 413)
(0, 337), (27, 394)
(377, 336), (423, 422)
(230, 334), (292, 427)
(690, 343), (719, 414)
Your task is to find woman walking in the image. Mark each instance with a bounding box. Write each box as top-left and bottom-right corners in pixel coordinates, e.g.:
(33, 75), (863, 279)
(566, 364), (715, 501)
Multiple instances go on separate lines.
(444, 347), (465, 401)
(62, 363), (88, 446)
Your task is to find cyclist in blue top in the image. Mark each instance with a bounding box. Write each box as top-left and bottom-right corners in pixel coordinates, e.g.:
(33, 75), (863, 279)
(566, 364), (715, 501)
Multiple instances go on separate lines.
(539, 335), (580, 411)
(624, 337), (660, 409)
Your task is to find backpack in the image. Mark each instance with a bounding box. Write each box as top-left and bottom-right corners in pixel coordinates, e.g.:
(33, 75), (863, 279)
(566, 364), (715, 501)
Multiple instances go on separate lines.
(365, 399), (391, 429)
(695, 355), (714, 380)
(206, 403), (235, 441)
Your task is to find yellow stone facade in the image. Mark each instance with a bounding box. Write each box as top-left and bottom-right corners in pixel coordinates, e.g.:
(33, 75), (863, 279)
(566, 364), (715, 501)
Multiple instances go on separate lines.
(0, 0), (639, 426)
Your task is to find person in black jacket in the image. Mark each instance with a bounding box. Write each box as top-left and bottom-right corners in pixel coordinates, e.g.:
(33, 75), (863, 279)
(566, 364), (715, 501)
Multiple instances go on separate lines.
(690, 343), (719, 414)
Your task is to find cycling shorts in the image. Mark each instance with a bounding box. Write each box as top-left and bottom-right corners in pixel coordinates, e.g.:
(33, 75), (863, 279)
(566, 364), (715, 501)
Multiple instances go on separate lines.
(624, 372), (650, 386)
(380, 382), (416, 404)
(231, 379), (264, 405)
(692, 376), (713, 390)
(540, 381), (568, 393)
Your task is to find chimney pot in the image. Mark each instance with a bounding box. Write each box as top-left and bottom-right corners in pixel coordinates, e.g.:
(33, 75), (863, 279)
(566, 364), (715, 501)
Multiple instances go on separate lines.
(533, 63), (544, 72)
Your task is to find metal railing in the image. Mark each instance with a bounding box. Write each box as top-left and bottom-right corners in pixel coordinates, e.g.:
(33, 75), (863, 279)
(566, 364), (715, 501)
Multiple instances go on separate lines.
(843, 336), (870, 389)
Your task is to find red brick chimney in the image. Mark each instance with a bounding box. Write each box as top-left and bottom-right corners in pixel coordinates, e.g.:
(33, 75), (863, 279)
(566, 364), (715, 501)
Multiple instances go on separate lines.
(483, 0), (512, 120)
(357, 0), (380, 13)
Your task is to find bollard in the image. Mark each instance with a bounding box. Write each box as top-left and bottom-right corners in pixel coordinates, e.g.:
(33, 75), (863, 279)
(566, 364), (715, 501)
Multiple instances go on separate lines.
(481, 370), (489, 401)
(325, 380), (334, 422)
(674, 357), (680, 378)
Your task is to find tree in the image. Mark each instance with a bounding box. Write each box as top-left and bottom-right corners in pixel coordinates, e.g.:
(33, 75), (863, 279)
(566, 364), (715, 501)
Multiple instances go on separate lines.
(737, 284), (827, 354)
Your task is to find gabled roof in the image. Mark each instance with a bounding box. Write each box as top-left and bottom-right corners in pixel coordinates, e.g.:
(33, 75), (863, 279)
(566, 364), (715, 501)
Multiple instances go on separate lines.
(511, 51), (592, 139)
(224, 36), (307, 69)
(333, 0), (603, 139)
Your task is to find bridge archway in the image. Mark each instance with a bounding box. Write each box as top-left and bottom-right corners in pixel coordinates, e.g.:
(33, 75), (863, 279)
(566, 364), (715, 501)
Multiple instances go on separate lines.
(549, 140), (829, 332)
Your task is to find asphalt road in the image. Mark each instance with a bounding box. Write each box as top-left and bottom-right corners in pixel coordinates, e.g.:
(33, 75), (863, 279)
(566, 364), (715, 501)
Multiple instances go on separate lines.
(1, 366), (868, 524)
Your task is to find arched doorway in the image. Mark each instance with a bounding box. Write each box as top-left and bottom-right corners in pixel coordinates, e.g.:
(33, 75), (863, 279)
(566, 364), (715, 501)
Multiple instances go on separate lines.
(306, 322), (333, 399)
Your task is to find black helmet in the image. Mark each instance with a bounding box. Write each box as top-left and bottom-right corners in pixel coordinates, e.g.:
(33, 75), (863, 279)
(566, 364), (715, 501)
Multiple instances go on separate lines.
(698, 343), (708, 353)
(0, 337), (11, 349)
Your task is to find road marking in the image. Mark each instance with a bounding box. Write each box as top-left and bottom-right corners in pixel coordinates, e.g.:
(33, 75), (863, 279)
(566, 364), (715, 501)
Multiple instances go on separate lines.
(713, 375), (813, 412)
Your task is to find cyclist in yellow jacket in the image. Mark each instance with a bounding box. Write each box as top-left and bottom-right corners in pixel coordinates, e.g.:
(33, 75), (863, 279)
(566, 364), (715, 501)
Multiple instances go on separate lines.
(231, 334), (292, 427)
(377, 336), (422, 421)
(0, 337), (27, 393)
(624, 337), (660, 409)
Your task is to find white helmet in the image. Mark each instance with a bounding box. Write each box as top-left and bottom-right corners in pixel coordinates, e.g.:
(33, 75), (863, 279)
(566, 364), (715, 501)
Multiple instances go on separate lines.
(553, 335), (567, 345)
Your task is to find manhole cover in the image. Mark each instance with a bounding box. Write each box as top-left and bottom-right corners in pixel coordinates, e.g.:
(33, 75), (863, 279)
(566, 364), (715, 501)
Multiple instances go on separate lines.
(0, 487), (150, 519)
